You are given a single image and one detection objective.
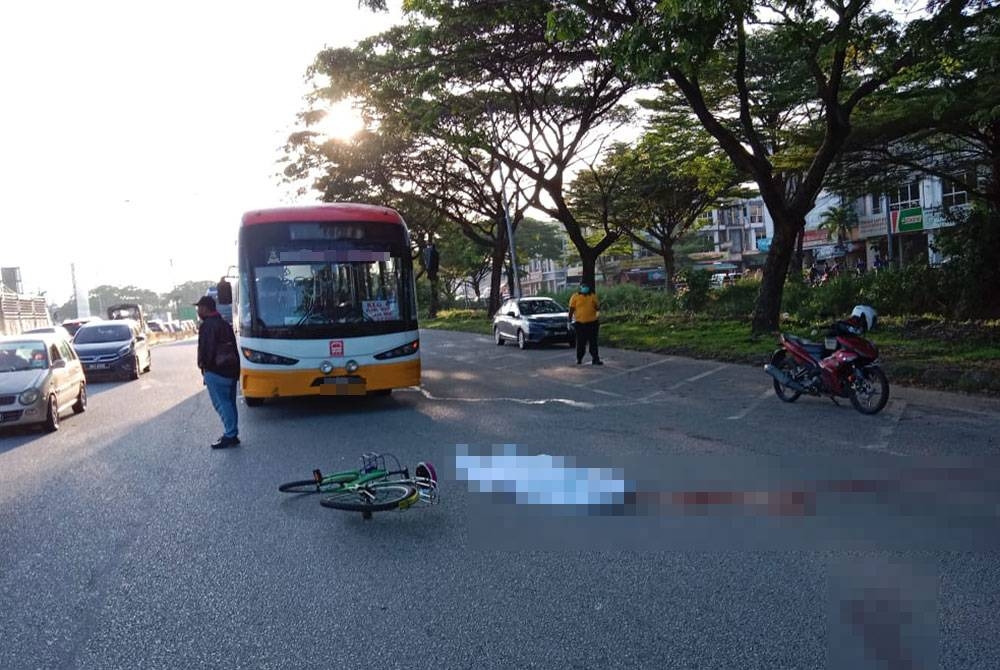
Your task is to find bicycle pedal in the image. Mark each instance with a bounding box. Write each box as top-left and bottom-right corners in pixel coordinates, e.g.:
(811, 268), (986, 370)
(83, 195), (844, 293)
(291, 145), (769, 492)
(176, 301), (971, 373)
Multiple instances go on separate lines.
(312, 469), (323, 484)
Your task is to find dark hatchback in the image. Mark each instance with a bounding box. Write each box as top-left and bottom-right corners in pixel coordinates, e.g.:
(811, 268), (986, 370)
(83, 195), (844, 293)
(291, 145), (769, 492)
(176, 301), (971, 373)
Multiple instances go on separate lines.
(73, 320), (152, 381)
(493, 297), (575, 349)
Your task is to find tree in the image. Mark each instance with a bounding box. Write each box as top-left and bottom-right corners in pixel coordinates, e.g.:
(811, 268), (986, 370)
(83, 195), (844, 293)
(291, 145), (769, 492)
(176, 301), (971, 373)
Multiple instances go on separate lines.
(285, 57), (536, 316)
(163, 281), (217, 313)
(818, 204), (857, 245)
(552, 0), (967, 331)
(829, 3), (1000, 209)
(571, 109), (742, 292)
(348, 0), (638, 290)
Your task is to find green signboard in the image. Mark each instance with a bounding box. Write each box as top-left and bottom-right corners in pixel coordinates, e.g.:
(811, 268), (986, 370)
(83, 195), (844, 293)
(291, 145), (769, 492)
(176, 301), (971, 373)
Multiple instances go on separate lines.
(894, 207), (924, 233)
(178, 306), (197, 321)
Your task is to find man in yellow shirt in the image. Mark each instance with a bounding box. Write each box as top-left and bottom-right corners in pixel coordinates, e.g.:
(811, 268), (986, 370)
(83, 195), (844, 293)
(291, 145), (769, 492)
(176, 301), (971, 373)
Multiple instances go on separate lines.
(568, 283), (603, 365)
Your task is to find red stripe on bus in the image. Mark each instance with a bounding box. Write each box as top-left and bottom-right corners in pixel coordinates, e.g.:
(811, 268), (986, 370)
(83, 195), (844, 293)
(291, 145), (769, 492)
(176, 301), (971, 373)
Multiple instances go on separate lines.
(241, 203), (406, 227)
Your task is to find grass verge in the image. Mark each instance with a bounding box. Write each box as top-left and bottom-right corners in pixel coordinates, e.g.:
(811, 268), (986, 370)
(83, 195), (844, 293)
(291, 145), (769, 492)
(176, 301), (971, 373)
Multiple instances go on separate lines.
(423, 309), (1000, 396)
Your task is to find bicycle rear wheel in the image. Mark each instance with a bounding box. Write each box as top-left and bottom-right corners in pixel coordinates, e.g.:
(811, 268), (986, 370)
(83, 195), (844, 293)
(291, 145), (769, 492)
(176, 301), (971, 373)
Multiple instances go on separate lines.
(319, 483), (419, 512)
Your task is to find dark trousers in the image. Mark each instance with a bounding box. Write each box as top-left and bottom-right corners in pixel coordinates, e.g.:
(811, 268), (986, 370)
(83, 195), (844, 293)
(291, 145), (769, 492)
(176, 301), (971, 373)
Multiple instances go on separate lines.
(575, 320), (600, 362)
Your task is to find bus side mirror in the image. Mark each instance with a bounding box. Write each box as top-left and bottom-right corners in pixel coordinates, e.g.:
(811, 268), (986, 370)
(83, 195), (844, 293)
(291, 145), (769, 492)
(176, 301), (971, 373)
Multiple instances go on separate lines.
(217, 279), (233, 305)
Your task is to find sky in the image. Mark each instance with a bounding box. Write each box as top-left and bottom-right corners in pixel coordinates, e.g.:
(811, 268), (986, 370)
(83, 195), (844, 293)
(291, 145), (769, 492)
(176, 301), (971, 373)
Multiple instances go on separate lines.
(0, 0), (402, 305)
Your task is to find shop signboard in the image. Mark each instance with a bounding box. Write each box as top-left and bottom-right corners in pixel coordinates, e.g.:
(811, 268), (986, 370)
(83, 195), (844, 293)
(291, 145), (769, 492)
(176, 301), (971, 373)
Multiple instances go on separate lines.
(891, 207), (924, 233)
(859, 216), (888, 238)
(802, 229), (829, 248)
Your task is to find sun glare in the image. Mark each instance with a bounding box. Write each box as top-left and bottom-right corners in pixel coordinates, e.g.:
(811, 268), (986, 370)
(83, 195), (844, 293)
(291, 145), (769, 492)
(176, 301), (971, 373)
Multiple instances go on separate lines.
(314, 101), (365, 141)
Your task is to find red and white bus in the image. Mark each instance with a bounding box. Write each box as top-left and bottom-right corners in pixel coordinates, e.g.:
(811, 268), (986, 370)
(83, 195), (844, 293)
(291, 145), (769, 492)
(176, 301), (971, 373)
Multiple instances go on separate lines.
(235, 204), (420, 405)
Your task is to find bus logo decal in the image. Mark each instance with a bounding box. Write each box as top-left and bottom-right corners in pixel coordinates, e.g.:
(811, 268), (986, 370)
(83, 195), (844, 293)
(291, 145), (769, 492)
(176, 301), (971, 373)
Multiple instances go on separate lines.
(329, 340), (344, 357)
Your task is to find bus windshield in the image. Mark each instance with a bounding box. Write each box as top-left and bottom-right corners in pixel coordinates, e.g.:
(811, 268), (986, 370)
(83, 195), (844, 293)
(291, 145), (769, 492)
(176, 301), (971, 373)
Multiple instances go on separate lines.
(254, 258), (403, 327)
(240, 220), (417, 338)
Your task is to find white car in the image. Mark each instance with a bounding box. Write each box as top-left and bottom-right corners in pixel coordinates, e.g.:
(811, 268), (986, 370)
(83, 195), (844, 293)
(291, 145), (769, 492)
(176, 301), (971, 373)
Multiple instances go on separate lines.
(0, 333), (87, 431)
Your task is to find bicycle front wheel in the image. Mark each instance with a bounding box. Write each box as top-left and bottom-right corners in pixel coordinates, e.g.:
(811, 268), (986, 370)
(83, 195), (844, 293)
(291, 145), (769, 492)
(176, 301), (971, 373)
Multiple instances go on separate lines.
(319, 483), (419, 512)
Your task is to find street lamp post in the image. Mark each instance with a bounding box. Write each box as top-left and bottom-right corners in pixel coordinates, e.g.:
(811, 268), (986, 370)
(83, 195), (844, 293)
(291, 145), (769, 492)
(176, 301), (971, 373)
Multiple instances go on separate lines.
(486, 102), (521, 299)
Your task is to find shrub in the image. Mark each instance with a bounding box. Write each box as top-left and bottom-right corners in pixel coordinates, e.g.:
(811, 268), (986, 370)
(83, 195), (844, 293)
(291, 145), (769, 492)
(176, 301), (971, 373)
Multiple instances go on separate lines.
(679, 269), (711, 312)
(710, 278), (759, 319)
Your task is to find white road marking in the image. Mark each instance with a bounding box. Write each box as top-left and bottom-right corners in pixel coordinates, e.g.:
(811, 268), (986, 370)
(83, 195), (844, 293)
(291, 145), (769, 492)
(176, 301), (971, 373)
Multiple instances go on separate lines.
(416, 387), (595, 408)
(859, 399), (908, 453)
(577, 357), (674, 386)
(727, 389), (775, 420)
(670, 364), (728, 390)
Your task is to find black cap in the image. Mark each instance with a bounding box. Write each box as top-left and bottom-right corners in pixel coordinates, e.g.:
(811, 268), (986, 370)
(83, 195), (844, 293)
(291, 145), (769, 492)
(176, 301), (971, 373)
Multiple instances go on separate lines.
(194, 295), (216, 310)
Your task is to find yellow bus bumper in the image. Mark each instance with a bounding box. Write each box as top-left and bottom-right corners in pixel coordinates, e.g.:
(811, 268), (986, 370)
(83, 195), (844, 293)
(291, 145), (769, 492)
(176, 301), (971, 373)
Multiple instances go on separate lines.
(242, 358), (421, 399)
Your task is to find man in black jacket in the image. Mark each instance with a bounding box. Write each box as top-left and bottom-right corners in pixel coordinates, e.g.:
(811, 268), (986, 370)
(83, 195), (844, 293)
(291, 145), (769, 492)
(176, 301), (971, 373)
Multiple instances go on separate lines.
(195, 295), (241, 448)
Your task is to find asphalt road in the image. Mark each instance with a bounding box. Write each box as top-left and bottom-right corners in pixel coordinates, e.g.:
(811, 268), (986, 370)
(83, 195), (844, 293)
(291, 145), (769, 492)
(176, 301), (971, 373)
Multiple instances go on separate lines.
(2, 330), (999, 669)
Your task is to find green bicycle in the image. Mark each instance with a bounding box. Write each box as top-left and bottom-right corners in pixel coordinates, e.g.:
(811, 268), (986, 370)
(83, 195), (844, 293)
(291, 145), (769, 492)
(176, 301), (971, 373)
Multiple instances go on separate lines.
(278, 452), (439, 519)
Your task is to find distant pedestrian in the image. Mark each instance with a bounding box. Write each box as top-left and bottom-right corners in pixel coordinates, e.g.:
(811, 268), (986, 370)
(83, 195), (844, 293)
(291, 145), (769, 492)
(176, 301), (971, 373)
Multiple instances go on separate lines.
(195, 295), (241, 449)
(873, 254), (887, 272)
(855, 258), (866, 276)
(569, 283), (603, 366)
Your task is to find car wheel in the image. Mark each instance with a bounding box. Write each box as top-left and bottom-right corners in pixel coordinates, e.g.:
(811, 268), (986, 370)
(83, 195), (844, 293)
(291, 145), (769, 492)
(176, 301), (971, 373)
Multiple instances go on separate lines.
(494, 327), (504, 346)
(44, 395), (60, 432)
(517, 330), (527, 350)
(129, 357), (140, 381)
(72, 384), (87, 414)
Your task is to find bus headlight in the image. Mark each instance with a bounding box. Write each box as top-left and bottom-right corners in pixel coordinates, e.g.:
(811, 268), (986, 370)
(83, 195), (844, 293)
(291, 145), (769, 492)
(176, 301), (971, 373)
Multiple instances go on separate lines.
(373, 339), (419, 360)
(241, 348), (299, 365)
(345, 360), (359, 373)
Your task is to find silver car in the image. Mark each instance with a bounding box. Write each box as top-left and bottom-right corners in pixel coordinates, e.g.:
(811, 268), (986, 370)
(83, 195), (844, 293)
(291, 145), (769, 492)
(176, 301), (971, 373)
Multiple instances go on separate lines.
(493, 297), (575, 349)
(0, 333), (87, 431)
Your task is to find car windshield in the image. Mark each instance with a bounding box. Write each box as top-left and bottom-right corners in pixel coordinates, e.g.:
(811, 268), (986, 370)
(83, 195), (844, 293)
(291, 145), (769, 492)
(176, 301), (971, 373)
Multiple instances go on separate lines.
(518, 300), (563, 315)
(74, 324), (132, 344)
(0, 341), (49, 372)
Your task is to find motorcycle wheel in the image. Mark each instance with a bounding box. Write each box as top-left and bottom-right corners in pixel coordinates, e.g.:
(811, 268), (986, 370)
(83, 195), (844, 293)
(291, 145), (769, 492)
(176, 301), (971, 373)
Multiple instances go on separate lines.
(848, 365), (890, 415)
(770, 350), (802, 403)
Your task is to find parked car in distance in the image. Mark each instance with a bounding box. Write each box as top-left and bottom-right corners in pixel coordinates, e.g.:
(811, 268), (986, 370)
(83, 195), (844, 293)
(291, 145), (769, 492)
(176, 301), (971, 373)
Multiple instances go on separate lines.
(24, 326), (74, 340)
(0, 333), (87, 431)
(493, 297), (575, 350)
(710, 272), (742, 289)
(73, 319), (151, 381)
(60, 317), (101, 337)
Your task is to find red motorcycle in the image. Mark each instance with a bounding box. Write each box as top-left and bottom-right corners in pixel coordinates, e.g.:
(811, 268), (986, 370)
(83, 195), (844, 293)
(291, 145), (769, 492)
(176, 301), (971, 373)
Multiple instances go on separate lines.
(764, 305), (890, 415)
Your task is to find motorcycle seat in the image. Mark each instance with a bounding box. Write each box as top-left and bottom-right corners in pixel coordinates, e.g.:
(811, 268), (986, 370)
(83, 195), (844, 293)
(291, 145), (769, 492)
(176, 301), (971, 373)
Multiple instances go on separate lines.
(783, 334), (826, 360)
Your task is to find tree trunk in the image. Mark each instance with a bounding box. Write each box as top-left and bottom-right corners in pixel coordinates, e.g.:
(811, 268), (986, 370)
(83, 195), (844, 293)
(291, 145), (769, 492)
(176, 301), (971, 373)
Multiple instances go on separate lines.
(791, 227), (804, 279)
(580, 250), (598, 289)
(751, 214), (802, 334)
(428, 278), (440, 319)
(488, 233), (507, 316)
(661, 242), (675, 294)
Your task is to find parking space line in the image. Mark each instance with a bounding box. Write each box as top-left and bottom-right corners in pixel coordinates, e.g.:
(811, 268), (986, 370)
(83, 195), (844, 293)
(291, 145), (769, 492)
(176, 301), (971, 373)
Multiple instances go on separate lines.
(578, 357), (674, 386)
(670, 364), (728, 390)
(727, 389), (774, 420)
(860, 399), (908, 453)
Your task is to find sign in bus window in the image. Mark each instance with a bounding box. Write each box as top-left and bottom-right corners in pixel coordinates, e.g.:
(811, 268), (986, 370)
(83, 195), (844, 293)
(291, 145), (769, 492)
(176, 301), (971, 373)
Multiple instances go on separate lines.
(362, 300), (400, 322)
